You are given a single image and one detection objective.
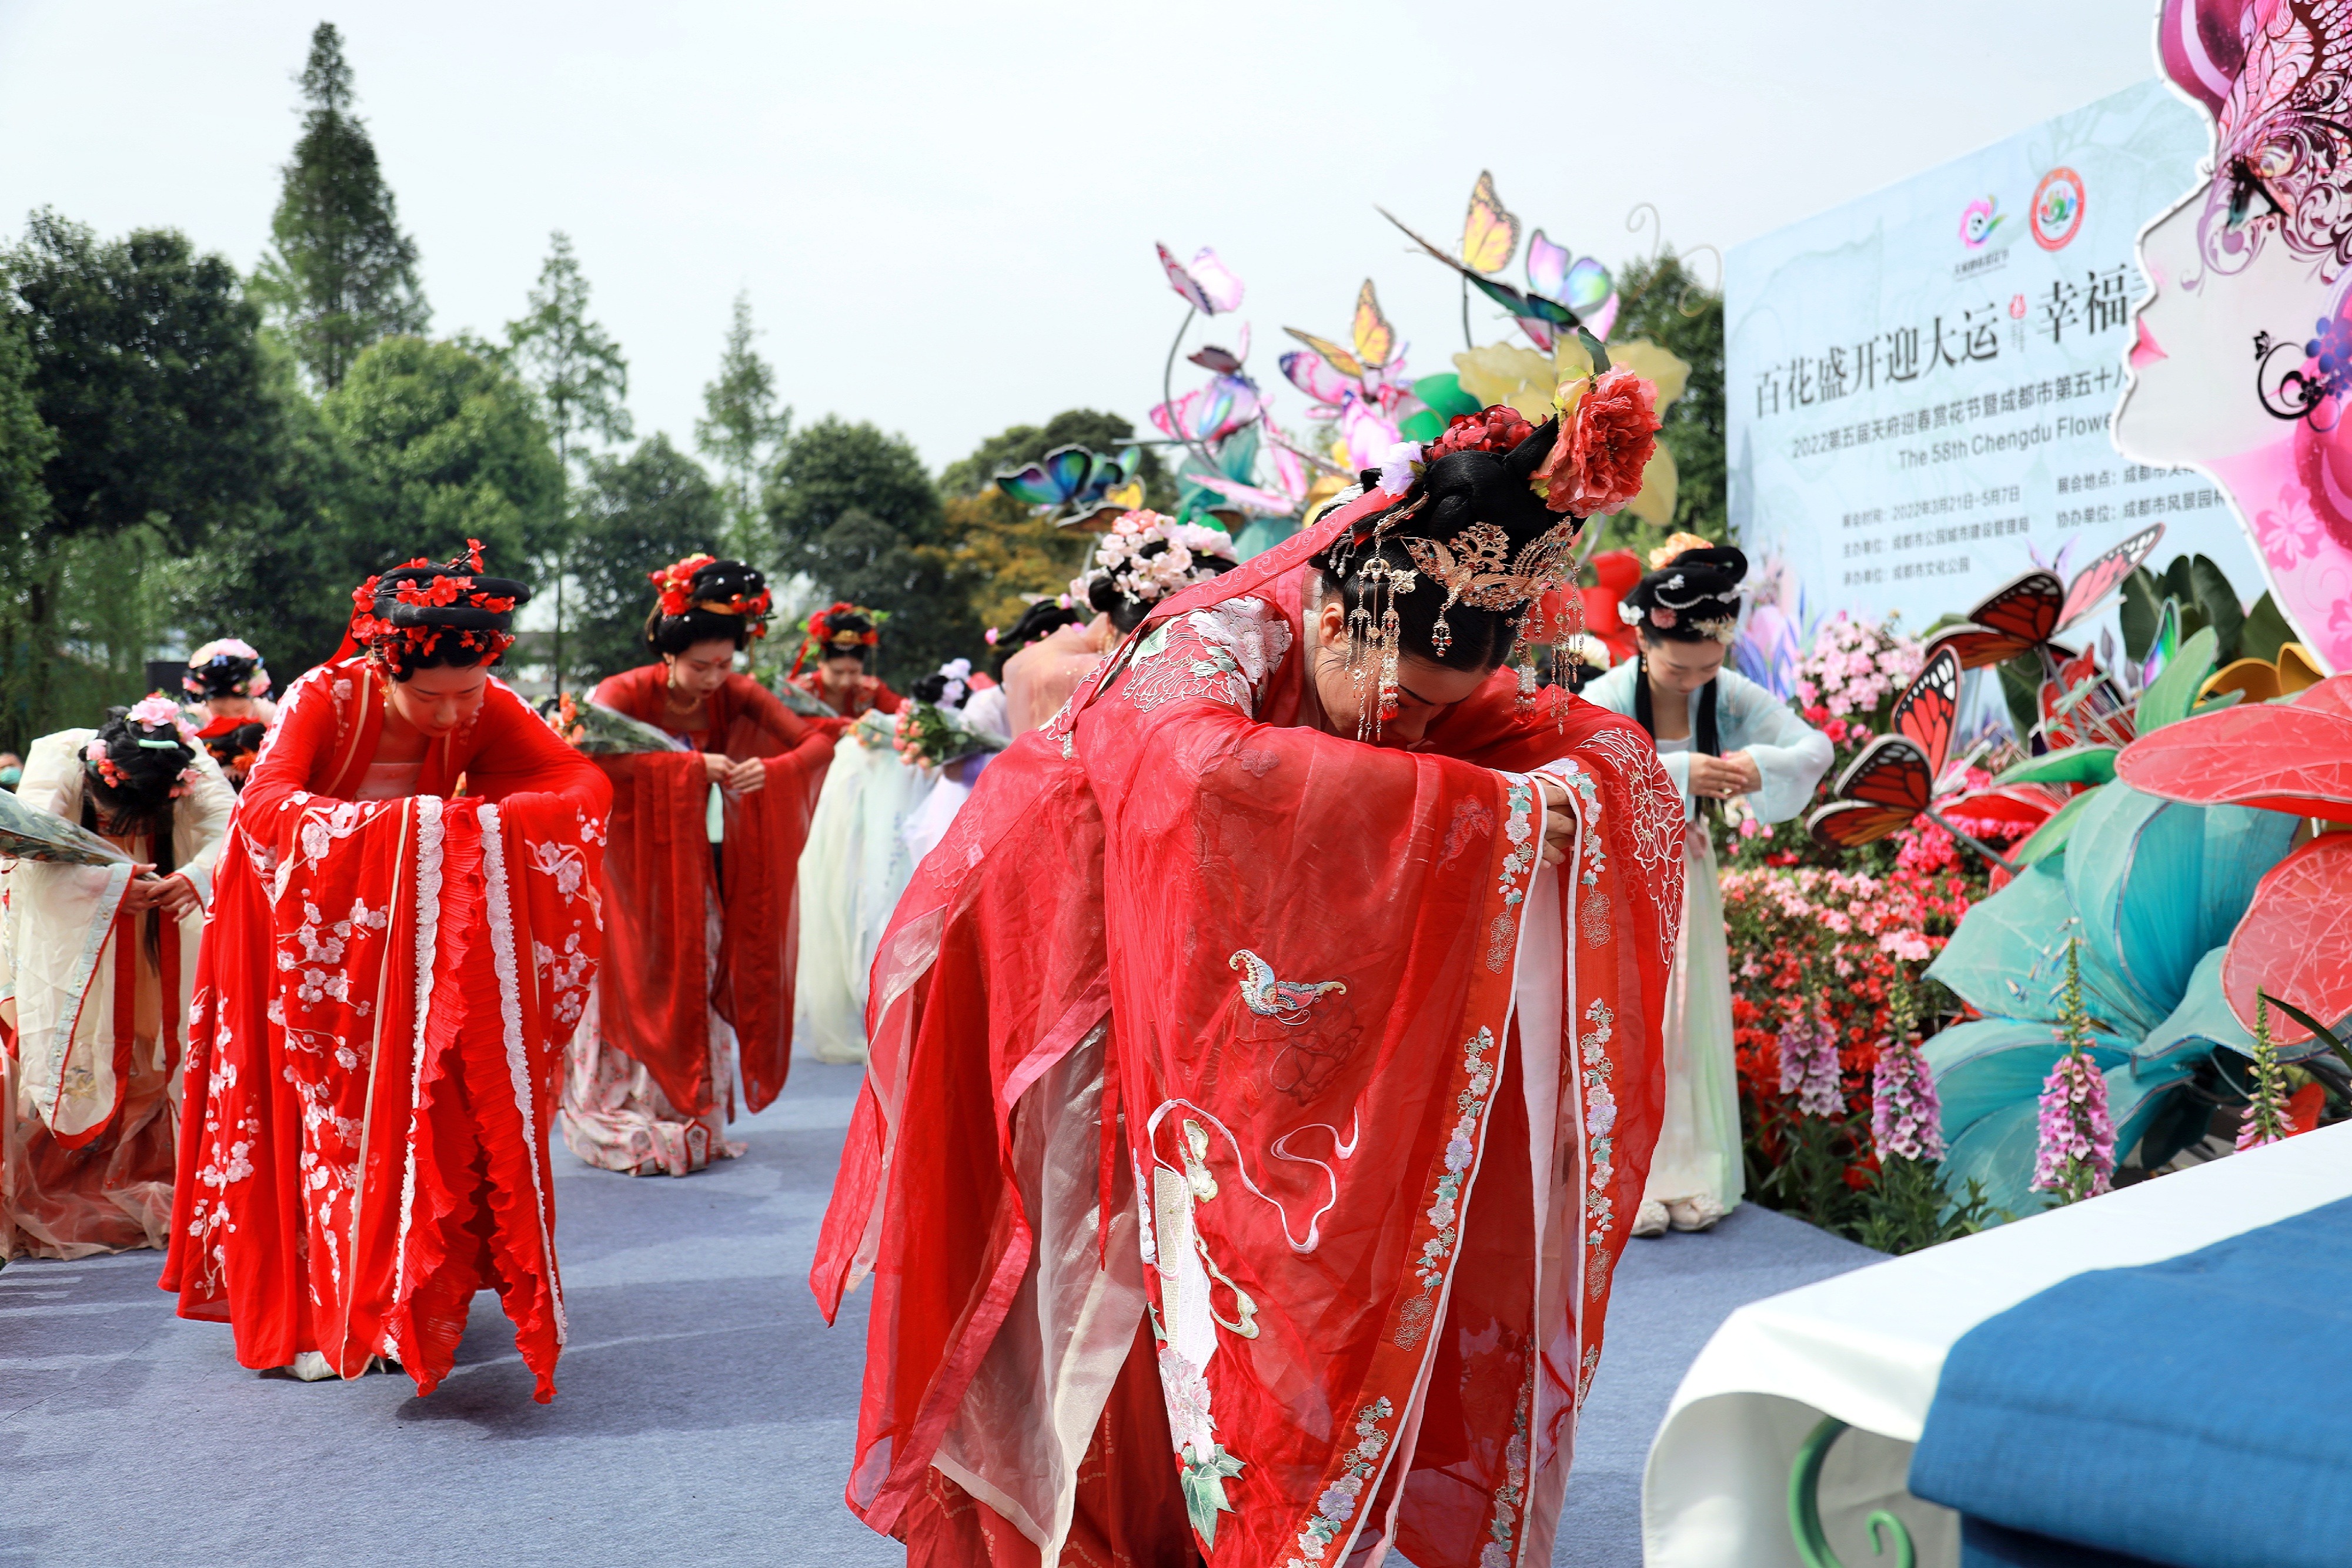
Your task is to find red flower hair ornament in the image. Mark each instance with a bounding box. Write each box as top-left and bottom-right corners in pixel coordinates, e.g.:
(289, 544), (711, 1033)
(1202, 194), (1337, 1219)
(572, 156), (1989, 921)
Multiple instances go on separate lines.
(348, 539), (530, 678)
(648, 553), (773, 637)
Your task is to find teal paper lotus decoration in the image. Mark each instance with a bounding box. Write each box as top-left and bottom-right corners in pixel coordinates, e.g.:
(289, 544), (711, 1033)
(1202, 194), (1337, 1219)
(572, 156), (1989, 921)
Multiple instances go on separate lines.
(1923, 781), (2298, 1216)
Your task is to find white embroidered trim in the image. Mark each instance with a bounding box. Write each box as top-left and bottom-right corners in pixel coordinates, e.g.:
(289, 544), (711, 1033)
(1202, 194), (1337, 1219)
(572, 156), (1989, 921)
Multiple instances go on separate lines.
(392, 796), (444, 1305)
(483, 806), (567, 1344)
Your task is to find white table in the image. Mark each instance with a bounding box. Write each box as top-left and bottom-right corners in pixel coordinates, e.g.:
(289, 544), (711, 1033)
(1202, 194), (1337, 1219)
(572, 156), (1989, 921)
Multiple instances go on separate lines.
(1641, 1123), (2352, 1567)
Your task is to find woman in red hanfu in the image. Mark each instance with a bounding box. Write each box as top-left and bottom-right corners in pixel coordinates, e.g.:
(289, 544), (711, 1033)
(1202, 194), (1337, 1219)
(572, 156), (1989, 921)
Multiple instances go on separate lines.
(161, 544), (610, 1402)
(815, 390), (1688, 1567)
(790, 603), (904, 719)
(561, 554), (844, 1177)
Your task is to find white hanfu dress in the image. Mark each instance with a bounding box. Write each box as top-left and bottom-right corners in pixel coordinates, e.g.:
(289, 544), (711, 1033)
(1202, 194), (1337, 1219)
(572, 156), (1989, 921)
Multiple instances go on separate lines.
(1581, 660), (1831, 1230)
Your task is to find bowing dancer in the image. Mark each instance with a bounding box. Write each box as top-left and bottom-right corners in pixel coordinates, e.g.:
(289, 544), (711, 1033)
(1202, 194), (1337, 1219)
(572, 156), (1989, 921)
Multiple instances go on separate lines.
(815, 399), (1687, 1567)
(162, 545), (609, 1400)
(1582, 539), (1831, 1236)
(562, 555), (843, 1177)
(793, 603), (933, 1065)
(1, 700), (232, 1259)
(184, 638), (279, 792)
(790, 603), (903, 718)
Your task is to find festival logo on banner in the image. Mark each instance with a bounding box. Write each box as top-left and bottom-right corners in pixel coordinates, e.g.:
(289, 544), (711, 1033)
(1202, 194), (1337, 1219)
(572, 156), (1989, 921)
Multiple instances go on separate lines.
(1960, 196), (2006, 249)
(2114, 0), (2352, 675)
(2032, 167), (2086, 250)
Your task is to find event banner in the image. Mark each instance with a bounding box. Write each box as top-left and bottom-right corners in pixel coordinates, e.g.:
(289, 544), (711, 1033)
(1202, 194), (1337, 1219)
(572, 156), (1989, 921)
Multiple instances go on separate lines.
(1725, 79), (2265, 640)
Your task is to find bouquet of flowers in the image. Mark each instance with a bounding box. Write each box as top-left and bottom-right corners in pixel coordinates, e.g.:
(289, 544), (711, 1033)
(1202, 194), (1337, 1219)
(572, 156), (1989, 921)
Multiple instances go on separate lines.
(0, 788), (133, 867)
(544, 693), (684, 754)
(891, 702), (1006, 770)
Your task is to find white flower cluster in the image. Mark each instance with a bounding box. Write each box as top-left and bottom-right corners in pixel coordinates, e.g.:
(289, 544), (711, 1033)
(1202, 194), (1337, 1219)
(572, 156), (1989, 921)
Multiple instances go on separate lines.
(1073, 509), (1239, 608)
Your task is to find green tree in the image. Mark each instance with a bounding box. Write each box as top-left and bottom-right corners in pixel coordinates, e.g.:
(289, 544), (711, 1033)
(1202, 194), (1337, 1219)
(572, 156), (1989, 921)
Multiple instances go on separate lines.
(569, 433), (729, 684)
(694, 291), (790, 561)
(0, 305), (54, 554)
(938, 407), (1170, 509)
(325, 333), (563, 580)
(251, 22), (429, 391)
(768, 417), (975, 682)
(1603, 250), (1725, 550)
(9, 211), (279, 549)
(2, 213), (280, 744)
(169, 330), (368, 681)
(507, 231), (631, 690)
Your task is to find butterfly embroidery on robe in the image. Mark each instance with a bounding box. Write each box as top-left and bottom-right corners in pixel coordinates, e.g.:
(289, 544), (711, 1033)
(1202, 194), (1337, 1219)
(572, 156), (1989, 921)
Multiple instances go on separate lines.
(1230, 948), (1347, 1024)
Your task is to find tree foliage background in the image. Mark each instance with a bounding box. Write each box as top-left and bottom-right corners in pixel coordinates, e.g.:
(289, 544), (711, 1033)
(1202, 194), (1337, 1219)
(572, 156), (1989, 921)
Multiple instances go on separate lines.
(0, 24), (1735, 747)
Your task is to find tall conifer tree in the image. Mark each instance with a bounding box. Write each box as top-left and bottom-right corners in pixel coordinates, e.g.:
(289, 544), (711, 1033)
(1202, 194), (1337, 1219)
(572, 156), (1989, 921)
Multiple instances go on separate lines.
(695, 292), (791, 562)
(253, 22), (429, 390)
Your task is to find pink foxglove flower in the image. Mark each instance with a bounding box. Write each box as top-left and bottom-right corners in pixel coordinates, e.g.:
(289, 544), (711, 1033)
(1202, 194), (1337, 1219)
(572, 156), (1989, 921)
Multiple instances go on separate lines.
(2030, 1052), (2114, 1201)
(2032, 939), (2114, 1203)
(1870, 1033), (1944, 1161)
(1777, 1008), (1843, 1118)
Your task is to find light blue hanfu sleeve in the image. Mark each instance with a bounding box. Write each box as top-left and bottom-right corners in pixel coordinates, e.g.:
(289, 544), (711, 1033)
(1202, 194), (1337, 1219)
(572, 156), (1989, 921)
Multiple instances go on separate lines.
(1714, 667), (1833, 823)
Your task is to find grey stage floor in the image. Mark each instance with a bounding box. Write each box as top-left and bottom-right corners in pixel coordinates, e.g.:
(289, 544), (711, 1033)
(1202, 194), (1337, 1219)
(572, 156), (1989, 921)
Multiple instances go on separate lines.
(0, 1062), (1876, 1567)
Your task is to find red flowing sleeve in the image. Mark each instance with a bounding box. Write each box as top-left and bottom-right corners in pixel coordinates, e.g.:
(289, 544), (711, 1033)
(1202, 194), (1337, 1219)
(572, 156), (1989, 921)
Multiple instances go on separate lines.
(714, 674), (842, 1109)
(577, 667), (723, 1117)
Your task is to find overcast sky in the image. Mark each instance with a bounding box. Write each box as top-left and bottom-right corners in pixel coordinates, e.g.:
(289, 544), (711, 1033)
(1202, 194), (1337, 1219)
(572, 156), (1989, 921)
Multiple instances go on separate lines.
(0, 1), (2172, 472)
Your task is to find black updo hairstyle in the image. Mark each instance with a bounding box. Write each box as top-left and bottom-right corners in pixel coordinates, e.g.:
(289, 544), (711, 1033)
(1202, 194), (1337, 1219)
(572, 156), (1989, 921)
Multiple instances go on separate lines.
(645, 558), (769, 656)
(1628, 547), (1748, 644)
(813, 608), (877, 668)
(184, 644), (268, 701)
(83, 706), (196, 952)
(1087, 546), (1241, 637)
(1309, 418), (1575, 673)
(353, 544), (530, 681)
(991, 598), (1082, 674)
(908, 661), (977, 710)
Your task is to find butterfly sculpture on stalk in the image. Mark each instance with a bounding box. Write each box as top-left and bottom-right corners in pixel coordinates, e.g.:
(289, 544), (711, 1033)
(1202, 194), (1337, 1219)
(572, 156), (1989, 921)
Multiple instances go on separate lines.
(995, 444), (1145, 529)
(1923, 523), (2161, 751)
(1379, 189), (1612, 367)
(1807, 647), (2059, 874)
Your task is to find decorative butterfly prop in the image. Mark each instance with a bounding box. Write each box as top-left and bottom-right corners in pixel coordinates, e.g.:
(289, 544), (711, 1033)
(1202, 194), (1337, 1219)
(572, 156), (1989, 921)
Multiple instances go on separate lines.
(1281, 279), (1400, 383)
(995, 443), (1145, 527)
(1157, 243), (1244, 316)
(1923, 523), (2164, 671)
(1807, 646), (2060, 873)
(1379, 180), (1615, 363)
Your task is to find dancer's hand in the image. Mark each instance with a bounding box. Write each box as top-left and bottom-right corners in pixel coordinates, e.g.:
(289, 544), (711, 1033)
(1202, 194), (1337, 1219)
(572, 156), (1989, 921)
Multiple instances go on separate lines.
(1688, 754), (1751, 800)
(727, 758), (767, 795)
(151, 873), (201, 920)
(1536, 778), (1575, 866)
(701, 751), (731, 783)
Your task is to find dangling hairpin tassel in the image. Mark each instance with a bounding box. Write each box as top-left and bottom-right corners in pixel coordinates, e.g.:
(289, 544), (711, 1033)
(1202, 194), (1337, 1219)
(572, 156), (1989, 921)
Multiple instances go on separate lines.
(1352, 557), (1416, 740)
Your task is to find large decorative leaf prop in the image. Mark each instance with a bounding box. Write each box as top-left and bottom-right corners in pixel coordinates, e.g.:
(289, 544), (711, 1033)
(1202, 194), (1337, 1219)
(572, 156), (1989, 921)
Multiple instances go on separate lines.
(2223, 832), (2352, 1045)
(2115, 702), (2352, 823)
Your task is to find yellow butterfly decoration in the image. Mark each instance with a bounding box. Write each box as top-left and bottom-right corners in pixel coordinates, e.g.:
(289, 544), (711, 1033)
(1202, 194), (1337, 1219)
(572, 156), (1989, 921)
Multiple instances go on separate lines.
(1282, 279), (1397, 378)
(1459, 170), (1521, 276)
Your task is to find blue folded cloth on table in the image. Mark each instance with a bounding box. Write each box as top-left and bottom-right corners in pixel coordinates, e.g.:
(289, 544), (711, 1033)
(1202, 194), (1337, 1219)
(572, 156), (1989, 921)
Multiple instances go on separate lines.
(1908, 1193), (2352, 1568)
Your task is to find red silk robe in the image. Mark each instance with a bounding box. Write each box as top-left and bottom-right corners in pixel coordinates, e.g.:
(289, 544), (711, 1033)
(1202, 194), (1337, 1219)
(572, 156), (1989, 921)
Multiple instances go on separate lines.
(814, 494), (1685, 1567)
(160, 657), (610, 1402)
(790, 670), (904, 719)
(584, 667), (841, 1116)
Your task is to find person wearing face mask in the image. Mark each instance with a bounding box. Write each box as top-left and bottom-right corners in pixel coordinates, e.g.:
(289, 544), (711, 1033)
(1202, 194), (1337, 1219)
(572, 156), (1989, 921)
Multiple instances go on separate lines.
(1581, 537), (1832, 1238)
(1, 700), (232, 1260)
(160, 543), (611, 1403)
(0, 752), (21, 791)
(560, 555), (844, 1178)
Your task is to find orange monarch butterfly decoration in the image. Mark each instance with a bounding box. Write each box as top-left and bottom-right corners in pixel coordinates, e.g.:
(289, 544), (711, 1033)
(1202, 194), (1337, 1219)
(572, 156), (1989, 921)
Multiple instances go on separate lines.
(1807, 646), (2043, 875)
